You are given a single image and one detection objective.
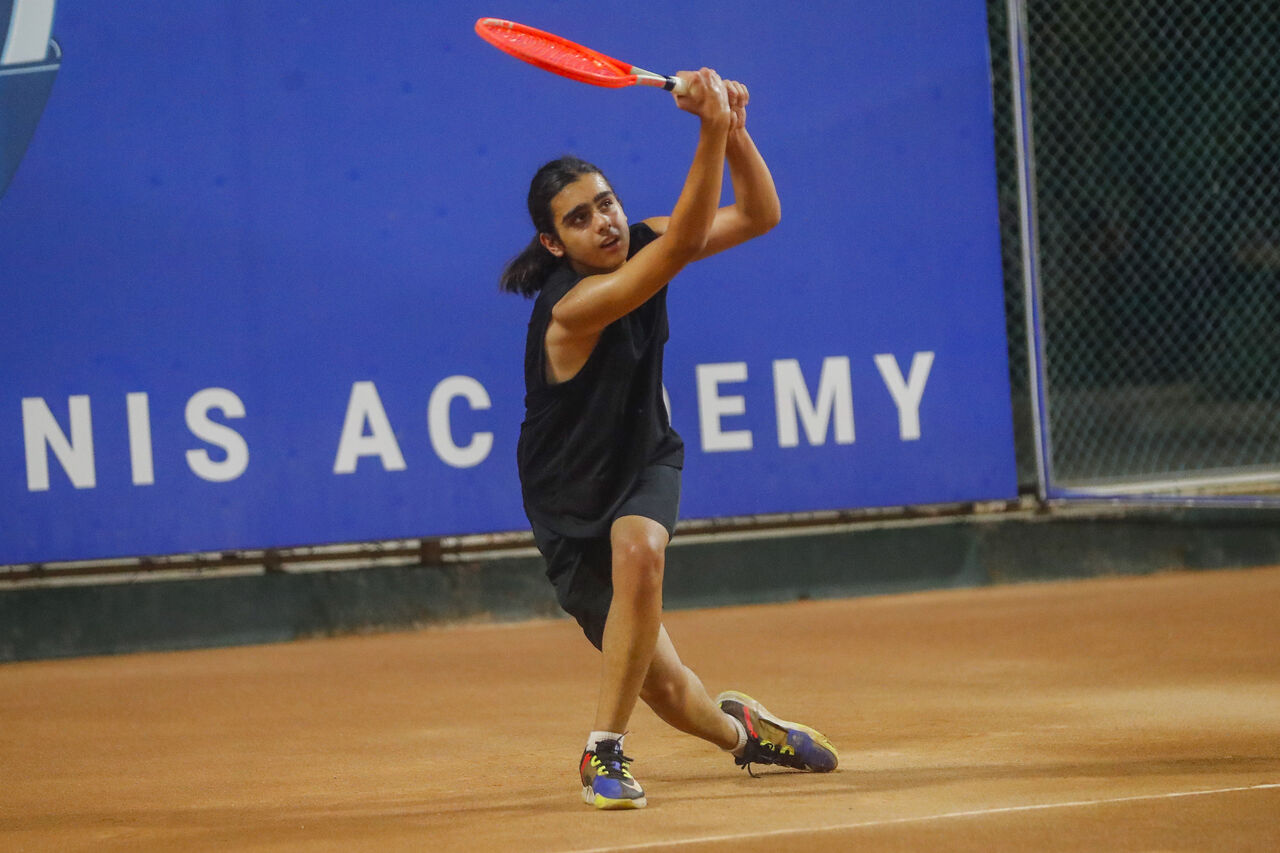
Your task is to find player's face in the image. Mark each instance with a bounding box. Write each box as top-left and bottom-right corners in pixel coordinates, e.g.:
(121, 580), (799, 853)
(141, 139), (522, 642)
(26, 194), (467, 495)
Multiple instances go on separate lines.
(540, 173), (630, 275)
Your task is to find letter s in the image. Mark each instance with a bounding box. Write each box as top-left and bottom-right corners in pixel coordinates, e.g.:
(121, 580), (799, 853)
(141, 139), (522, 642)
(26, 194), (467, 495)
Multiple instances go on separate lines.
(185, 388), (249, 482)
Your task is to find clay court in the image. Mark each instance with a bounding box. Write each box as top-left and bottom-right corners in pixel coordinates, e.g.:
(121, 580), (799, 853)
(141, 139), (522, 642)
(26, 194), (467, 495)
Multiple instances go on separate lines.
(2, 565), (1278, 852)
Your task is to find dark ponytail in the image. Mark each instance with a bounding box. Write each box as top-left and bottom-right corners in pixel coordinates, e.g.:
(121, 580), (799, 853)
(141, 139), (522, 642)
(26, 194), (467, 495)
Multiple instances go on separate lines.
(500, 155), (609, 297)
(499, 234), (563, 298)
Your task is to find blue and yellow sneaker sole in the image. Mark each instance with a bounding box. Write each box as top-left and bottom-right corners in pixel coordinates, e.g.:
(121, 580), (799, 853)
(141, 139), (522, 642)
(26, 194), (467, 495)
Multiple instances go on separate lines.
(581, 784), (648, 810)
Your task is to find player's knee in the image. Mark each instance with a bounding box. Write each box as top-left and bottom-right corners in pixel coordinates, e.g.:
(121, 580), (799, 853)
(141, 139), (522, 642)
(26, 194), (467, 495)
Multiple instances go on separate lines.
(613, 532), (665, 592)
(640, 669), (685, 712)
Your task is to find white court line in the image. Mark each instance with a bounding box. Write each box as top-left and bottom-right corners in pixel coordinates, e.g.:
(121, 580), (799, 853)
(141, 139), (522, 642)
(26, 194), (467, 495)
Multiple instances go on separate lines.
(564, 782), (1280, 853)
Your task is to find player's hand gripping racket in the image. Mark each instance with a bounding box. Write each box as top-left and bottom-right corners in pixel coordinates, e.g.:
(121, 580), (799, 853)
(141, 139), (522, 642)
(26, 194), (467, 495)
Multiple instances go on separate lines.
(475, 18), (690, 96)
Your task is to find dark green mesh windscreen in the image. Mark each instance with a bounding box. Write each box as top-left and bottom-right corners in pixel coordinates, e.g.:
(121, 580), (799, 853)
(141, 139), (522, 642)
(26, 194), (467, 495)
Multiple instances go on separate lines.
(993, 1), (1280, 494)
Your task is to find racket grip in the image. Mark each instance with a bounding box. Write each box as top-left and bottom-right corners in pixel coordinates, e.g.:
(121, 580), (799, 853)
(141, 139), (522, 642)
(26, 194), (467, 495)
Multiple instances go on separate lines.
(633, 68), (689, 96)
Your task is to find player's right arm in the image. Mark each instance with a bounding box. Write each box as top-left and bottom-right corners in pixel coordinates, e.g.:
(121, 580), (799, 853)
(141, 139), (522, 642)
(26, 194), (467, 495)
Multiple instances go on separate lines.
(549, 68), (732, 339)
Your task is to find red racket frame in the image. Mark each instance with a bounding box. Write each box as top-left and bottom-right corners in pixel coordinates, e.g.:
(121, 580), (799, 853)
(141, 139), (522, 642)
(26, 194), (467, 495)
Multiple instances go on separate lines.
(475, 18), (687, 94)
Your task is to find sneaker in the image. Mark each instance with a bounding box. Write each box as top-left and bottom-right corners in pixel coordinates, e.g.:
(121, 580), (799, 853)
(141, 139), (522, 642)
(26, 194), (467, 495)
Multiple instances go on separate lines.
(716, 690), (839, 774)
(580, 739), (647, 809)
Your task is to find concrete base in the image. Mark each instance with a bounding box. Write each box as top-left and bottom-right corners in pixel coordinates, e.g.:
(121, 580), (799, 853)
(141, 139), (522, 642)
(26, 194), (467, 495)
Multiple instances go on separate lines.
(3, 506), (1279, 661)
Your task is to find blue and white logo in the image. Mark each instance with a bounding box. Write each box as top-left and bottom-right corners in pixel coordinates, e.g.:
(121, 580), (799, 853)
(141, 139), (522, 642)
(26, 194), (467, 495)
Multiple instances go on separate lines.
(1, 0), (59, 198)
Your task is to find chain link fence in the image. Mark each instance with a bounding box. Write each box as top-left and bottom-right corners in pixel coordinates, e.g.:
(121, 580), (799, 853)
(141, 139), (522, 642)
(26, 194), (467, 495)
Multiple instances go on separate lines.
(994, 0), (1280, 496)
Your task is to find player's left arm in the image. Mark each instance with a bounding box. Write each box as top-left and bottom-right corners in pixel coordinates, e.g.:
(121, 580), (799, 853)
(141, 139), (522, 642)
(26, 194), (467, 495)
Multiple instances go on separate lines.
(644, 81), (780, 259)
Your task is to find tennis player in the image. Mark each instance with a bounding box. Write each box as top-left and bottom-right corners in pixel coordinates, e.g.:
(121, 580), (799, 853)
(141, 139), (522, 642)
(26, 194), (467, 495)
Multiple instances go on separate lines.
(502, 68), (838, 810)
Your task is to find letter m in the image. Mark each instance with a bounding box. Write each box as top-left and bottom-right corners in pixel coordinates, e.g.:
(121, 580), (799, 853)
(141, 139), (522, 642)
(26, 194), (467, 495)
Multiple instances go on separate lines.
(773, 357), (855, 448)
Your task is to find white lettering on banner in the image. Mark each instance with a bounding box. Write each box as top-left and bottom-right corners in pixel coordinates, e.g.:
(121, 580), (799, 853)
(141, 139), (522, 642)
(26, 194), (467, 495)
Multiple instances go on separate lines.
(126, 392), (155, 485)
(427, 376), (493, 469)
(185, 388), (250, 482)
(22, 395), (96, 490)
(333, 381), (407, 474)
(874, 351), (935, 441)
(696, 362), (753, 452)
(15, 353), (936, 492)
(773, 357), (855, 448)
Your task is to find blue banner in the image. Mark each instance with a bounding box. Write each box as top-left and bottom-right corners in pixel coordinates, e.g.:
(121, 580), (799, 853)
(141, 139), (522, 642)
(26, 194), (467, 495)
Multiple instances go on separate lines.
(1, 1), (1015, 564)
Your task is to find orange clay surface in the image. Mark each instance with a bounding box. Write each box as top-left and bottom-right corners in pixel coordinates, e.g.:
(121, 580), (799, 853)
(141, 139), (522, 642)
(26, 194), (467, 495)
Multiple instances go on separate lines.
(2, 566), (1278, 852)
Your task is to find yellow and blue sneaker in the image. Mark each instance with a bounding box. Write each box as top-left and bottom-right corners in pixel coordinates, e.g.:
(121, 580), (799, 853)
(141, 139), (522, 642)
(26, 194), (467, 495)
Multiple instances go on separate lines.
(580, 739), (647, 809)
(716, 690), (839, 775)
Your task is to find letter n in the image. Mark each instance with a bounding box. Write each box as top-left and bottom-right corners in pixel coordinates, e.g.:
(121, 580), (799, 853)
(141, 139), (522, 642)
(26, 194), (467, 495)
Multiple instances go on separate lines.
(22, 396), (97, 490)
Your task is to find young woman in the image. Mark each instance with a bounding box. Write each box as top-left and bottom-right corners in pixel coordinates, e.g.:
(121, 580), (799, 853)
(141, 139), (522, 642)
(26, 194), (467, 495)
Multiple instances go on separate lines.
(502, 68), (838, 810)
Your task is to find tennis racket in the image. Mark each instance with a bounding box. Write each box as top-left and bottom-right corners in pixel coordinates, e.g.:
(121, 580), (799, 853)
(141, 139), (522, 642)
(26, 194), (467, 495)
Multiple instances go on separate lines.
(475, 18), (689, 96)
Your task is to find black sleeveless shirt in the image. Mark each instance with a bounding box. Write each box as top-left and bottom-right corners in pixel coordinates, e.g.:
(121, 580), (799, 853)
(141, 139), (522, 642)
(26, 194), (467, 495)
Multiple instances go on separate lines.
(517, 222), (685, 538)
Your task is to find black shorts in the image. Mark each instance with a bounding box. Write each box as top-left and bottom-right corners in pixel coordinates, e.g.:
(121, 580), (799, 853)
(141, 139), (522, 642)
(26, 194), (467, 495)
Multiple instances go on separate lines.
(530, 464), (681, 650)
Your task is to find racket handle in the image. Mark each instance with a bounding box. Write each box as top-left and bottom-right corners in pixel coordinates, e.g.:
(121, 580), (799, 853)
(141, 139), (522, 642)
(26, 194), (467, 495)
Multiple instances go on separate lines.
(632, 68), (690, 96)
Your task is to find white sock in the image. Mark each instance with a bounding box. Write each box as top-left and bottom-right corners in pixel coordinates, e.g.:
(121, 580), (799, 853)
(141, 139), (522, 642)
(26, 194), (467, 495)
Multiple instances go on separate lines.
(724, 713), (748, 757)
(586, 731), (626, 753)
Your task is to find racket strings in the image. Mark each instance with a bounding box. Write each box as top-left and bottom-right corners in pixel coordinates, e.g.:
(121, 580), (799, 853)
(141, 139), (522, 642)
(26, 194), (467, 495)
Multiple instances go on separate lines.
(497, 30), (624, 81)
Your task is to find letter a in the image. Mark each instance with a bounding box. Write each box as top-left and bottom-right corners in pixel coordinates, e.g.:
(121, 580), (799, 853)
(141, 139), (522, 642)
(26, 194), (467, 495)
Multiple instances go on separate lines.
(333, 381), (407, 474)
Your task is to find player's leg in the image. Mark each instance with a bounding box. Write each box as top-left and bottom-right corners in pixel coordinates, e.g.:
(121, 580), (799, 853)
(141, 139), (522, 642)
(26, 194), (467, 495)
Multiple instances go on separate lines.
(593, 514), (668, 734)
(639, 625), (740, 749)
(592, 463), (682, 737)
(639, 624), (840, 774)
(638, 621), (840, 776)
(578, 513), (667, 809)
